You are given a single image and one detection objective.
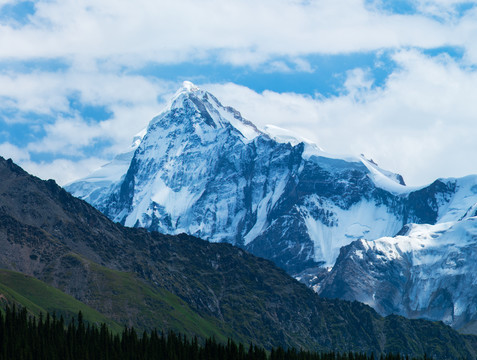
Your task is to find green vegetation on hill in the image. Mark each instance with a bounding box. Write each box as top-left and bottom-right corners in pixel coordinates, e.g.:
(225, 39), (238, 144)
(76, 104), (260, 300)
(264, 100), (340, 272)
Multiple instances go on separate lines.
(0, 261), (229, 342)
(0, 269), (122, 333)
(0, 305), (435, 360)
(66, 254), (230, 341)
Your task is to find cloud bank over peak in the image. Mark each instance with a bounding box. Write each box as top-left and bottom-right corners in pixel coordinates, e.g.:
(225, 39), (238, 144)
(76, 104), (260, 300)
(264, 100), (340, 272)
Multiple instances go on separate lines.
(0, 0), (476, 186)
(206, 50), (477, 186)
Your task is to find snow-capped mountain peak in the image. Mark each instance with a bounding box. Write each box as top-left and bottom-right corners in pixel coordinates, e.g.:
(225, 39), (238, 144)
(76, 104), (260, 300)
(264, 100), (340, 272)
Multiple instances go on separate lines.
(66, 82), (477, 335)
(264, 124), (319, 147)
(66, 83), (423, 271)
(181, 80), (200, 92)
(67, 82), (477, 281)
(157, 81), (262, 142)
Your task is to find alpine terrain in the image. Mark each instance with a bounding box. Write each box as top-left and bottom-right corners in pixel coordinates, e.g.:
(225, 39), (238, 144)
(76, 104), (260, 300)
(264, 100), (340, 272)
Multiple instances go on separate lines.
(318, 186), (477, 332)
(67, 81), (477, 332)
(3, 156), (477, 358)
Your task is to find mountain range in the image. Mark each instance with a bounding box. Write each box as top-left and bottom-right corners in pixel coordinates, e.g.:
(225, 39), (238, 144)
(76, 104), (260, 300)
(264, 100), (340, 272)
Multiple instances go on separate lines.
(3, 156), (477, 357)
(67, 81), (477, 333)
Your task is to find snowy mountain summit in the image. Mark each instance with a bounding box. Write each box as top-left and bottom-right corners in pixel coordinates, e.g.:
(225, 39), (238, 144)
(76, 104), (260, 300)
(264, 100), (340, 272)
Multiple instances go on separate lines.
(67, 82), (477, 331)
(68, 81), (410, 271)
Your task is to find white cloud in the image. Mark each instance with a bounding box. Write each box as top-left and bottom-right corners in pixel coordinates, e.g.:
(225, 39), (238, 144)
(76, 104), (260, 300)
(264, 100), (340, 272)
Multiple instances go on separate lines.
(26, 116), (104, 155)
(455, 7), (477, 64)
(0, 141), (105, 185)
(0, 0), (475, 67)
(1, 49), (476, 188)
(342, 68), (374, 99)
(0, 66), (176, 186)
(21, 157), (107, 185)
(415, 0), (477, 20)
(1, 0), (477, 189)
(0, 141), (108, 186)
(0, 72), (70, 115)
(293, 58), (314, 73)
(0, 142), (31, 162)
(0, 68), (173, 157)
(0, 69), (170, 117)
(206, 50), (477, 186)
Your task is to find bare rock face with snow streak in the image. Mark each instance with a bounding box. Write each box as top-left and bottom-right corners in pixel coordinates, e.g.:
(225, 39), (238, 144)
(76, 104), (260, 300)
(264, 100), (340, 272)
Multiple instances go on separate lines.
(318, 184), (477, 332)
(66, 82), (477, 283)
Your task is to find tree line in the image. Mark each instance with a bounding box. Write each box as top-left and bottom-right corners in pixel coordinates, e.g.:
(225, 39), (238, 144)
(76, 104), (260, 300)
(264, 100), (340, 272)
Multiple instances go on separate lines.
(0, 305), (433, 360)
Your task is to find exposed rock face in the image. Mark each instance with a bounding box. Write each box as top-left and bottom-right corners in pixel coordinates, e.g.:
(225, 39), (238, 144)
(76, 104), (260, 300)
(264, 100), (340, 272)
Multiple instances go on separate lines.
(318, 199), (477, 332)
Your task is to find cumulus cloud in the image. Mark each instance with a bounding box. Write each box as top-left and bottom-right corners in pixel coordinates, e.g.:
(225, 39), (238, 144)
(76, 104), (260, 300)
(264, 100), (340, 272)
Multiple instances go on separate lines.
(0, 140), (116, 186)
(0, 0), (474, 67)
(415, 0), (477, 19)
(22, 157), (107, 185)
(0, 142), (30, 162)
(0, 65), (176, 183)
(26, 116), (105, 155)
(1, 0), (477, 188)
(0, 68), (170, 117)
(2, 51), (477, 187)
(206, 50), (477, 186)
(0, 142), (96, 186)
(0, 68), (174, 156)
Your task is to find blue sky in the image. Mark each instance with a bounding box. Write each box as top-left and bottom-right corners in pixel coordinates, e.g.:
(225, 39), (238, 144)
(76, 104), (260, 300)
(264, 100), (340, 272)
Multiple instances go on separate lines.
(1, 0), (477, 186)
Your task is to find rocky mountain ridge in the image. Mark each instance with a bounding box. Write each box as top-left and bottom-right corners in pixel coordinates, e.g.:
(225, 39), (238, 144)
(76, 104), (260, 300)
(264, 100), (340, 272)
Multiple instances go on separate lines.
(1, 156), (477, 358)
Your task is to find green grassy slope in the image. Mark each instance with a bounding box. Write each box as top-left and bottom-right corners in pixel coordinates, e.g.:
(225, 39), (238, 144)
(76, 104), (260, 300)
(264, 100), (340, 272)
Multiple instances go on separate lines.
(71, 254), (229, 341)
(0, 262), (228, 342)
(0, 269), (122, 332)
